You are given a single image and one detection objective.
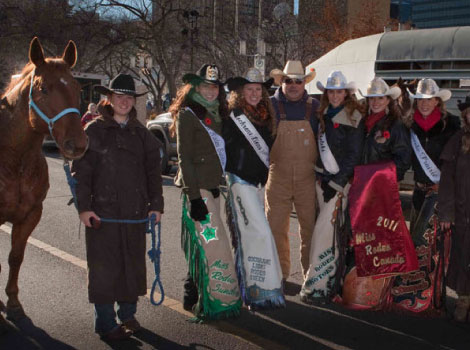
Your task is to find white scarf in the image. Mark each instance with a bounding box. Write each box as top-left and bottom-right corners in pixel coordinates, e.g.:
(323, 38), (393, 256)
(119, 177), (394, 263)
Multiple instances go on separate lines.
(410, 130), (440, 183)
(186, 107), (226, 171)
(230, 112), (270, 168)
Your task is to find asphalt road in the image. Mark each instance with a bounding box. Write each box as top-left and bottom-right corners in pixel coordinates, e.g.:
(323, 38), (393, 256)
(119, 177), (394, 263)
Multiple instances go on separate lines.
(0, 148), (469, 350)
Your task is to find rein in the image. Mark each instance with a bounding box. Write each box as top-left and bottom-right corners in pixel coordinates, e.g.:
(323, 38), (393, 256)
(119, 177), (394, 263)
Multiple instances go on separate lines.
(28, 70), (81, 137)
(63, 160), (165, 306)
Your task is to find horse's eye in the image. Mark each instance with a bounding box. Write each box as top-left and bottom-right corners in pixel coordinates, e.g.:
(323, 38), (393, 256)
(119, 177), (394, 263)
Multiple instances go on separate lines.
(40, 86), (48, 95)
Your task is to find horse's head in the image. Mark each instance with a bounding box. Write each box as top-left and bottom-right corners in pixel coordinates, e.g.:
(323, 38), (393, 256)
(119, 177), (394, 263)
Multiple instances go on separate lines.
(28, 37), (88, 159)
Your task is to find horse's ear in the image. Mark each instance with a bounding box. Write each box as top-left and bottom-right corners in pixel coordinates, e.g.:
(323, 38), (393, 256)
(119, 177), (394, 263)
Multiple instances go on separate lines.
(29, 37), (45, 67)
(62, 40), (77, 69)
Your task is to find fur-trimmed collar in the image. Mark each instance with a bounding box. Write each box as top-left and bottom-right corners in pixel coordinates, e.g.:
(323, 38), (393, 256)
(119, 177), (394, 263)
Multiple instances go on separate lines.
(330, 108), (363, 128)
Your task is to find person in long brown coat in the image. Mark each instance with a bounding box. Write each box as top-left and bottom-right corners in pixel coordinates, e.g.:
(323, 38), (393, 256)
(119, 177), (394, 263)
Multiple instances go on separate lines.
(438, 94), (470, 322)
(73, 74), (164, 340)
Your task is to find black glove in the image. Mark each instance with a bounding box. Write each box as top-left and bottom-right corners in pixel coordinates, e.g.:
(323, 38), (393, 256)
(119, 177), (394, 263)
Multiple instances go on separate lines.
(190, 198), (209, 221)
(209, 188), (220, 198)
(321, 181), (337, 203)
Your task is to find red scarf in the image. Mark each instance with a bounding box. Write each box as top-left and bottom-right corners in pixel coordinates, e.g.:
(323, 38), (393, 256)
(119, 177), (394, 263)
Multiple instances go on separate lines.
(365, 110), (386, 133)
(413, 107), (441, 132)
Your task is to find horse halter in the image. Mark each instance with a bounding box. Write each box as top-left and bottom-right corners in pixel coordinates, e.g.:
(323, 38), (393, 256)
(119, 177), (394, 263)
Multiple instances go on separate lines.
(28, 70), (81, 136)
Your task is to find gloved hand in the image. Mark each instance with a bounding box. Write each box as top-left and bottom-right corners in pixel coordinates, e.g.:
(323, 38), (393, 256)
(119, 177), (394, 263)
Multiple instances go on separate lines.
(190, 198), (209, 221)
(321, 181), (337, 203)
(209, 188), (220, 198)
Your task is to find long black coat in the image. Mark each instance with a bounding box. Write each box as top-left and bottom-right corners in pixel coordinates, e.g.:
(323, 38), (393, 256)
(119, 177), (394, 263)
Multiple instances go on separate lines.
(362, 116), (411, 181)
(72, 115), (164, 303)
(223, 108), (273, 186)
(438, 129), (470, 295)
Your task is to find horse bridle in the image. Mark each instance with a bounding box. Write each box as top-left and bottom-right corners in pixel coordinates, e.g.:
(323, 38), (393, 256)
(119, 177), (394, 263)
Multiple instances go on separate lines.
(28, 70), (81, 136)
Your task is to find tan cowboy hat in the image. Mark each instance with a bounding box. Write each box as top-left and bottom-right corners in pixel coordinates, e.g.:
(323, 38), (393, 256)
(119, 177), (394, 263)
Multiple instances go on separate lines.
(408, 78), (451, 101)
(316, 71), (356, 92)
(269, 60), (316, 86)
(359, 77), (401, 100)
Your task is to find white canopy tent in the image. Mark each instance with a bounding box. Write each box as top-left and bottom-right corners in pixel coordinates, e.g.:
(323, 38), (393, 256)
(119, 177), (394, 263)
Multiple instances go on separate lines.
(305, 33), (384, 96)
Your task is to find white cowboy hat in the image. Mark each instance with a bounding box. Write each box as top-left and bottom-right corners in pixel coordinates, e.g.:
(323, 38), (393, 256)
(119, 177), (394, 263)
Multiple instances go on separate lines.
(359, 77), (401, 100)
(316, 71), (356, 92)
(269, 60), (316, 86)
(408, 78), (451, 101)
(225, 67), (274, 91)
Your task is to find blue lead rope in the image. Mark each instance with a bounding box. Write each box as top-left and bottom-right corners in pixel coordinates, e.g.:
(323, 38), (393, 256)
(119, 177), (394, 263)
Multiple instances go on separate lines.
(63, 160), (164, 306)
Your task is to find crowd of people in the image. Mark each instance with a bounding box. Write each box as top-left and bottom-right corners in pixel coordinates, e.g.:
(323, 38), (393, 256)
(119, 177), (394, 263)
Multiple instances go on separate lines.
(71, 59), (470, 341)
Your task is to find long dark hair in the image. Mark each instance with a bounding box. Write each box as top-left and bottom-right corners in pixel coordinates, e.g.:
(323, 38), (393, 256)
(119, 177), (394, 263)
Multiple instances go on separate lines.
(461, 107), (470, 154)
(318, 90), (364, 132)
(228, 85), (277, 136)
(169, 83), (228, 137)
(364, 96), (402, 131)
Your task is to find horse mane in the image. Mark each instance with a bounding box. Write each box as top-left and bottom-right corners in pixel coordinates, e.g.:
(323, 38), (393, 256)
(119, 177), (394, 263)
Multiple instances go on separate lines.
(2, 58), (70, 98)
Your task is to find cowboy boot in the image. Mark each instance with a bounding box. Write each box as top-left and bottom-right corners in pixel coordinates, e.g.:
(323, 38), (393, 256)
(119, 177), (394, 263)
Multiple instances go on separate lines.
(183, 273), (198, 311)
(453, 295), (470, 322)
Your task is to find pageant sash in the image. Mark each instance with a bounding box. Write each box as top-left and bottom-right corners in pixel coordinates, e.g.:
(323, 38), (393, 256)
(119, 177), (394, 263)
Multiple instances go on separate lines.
(349, 161), (418, 277)
(410, 130), (440, 183)
(226, 173), (285, 308)
(230, 112), (270, 168)
(318, 127), (340, 174)
(186, 107), (226, 171)
(181, 192), (241, 320)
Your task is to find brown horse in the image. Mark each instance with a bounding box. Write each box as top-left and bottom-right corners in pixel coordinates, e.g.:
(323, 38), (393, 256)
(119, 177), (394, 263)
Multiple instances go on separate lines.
(0, 37), (87, 331)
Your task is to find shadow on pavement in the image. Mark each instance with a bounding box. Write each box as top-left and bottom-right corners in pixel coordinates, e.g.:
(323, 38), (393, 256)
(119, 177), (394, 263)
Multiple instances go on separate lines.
(0, 316), (75, 350)
(245, 296), (470, 350)
(112, 327), (217, 350)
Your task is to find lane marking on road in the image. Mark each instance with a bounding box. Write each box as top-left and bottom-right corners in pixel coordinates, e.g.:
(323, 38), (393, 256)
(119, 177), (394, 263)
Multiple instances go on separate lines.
(253, 312), (353, 350)
(307, 304), (456, 350)
(0, 224), (282, 350)
(0, 224), (457, 350)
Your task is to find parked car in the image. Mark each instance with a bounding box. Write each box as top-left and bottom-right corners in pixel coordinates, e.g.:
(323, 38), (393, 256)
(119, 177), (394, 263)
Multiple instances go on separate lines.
(146, 112), (176, 175)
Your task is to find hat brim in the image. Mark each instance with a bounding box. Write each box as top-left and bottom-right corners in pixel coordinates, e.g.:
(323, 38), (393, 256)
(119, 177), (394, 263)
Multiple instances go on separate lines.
(226, 77), (273, 91)
(359, 86), (401, 100)
(94, 85), (147, 97)
(182, 73), (223, 86)
(269, 69), (316, 86)
(408, 88), (451, 102)
(317, 81), (357, 93)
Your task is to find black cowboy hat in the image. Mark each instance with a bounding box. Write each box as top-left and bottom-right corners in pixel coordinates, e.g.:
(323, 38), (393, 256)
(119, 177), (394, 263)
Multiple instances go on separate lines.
(94, 73), (147, 97)
(182, 64), (223, 85)
(458, 94), (470, 111)
(226, 67), (274, 91)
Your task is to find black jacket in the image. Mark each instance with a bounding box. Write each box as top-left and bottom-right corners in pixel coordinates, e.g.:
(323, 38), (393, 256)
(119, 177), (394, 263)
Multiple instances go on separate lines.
(410, 113), (460, 184)
(316, 108), (365, 190)
(362, 116), (412, 181)
(223, 108), (273, 186)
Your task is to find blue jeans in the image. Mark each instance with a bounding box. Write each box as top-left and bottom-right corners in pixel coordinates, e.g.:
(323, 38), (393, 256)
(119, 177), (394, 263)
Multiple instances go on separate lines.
(94, 302), (137, 334)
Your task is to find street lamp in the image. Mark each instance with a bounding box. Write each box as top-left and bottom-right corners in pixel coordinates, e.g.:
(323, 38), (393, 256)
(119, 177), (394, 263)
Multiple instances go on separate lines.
(182, 9), (200, 71)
